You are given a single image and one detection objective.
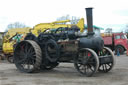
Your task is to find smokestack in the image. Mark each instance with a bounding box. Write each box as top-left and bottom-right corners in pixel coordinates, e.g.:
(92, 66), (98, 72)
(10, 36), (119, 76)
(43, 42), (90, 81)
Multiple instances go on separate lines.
(86, 8), (94, 35)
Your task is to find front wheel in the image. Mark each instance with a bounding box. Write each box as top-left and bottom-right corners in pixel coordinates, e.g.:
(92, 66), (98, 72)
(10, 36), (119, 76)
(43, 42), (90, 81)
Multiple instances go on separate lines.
(74, 48), (99, 77)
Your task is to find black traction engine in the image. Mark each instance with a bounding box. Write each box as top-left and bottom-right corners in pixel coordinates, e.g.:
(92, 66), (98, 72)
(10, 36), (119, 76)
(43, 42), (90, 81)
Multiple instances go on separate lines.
(13, 8), (115, 77)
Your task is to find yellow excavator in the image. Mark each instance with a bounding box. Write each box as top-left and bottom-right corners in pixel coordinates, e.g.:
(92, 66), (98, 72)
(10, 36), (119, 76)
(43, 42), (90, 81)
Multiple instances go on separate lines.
(2, 27), (31, 62)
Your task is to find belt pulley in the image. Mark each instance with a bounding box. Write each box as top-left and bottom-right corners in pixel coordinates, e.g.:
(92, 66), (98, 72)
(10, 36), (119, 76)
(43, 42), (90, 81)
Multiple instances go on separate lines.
(45, 39), (60, 62)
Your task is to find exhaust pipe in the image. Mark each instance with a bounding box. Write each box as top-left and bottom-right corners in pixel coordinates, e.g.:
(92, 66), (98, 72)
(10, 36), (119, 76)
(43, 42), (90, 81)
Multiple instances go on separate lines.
(86, 8), (94, 35)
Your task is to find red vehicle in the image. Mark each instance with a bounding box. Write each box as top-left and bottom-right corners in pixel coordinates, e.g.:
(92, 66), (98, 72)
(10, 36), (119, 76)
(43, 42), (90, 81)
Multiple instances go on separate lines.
(102, 33), (128, 55)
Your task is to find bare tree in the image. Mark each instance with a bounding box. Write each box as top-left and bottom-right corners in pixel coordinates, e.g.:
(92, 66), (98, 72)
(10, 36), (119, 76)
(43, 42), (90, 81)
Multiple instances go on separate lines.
(7, 22), (28, 30)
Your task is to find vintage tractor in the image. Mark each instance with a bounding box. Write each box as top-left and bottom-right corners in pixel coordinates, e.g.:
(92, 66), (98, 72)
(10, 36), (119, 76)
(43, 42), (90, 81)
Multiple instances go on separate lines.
(13, 8), (115, 77)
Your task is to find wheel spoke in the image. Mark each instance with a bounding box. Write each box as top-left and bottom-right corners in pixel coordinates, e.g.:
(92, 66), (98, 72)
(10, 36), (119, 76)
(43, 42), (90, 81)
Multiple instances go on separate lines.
(105, 64), (107, 71)
(24, 43), (29, 53)
(30, 57), (36, 60)
(107, 63), (111, 68)
(88, 65), (94, 72)
(31, 59), (35, 65)
(21, 59), (28, 68)
(27, 60), (30, 70)
(102, 64), (105, 71)
(15, 53), (25, 57)
(29, 52), (35, 56)
(83, 65), (87, 74)
(28, 47), (34, 53)
(17, 58), (27, 64)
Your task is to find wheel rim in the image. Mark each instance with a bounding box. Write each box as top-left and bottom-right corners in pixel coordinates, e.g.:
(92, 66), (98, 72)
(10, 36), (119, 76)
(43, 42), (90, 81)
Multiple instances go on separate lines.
(14, 40), (42, 73)
(74, 48), (99, 77)
(98, 47), (115, 72)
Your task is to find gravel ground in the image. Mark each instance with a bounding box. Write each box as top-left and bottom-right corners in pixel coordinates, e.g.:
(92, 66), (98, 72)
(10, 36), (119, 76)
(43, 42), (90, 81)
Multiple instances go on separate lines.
(0, 55), (128, 85)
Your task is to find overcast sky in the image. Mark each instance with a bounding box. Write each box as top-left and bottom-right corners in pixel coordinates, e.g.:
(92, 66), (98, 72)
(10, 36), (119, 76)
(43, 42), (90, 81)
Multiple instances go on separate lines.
(0, 0), (128, 32)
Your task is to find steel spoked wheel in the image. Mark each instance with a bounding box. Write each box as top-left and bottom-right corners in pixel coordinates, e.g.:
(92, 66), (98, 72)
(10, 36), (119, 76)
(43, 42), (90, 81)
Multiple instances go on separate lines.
(74, 48), (99, 77)
(98, 47), (115, 72)
(14, 40), (42, 73)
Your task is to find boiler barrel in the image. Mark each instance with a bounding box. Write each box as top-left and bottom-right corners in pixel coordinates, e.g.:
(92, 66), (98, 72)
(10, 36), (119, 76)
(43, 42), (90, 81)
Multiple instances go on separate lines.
(79, 35), (104, 51)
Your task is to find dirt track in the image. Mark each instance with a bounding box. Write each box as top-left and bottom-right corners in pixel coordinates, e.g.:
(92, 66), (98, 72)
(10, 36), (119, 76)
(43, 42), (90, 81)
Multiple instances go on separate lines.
(0, 55), (128, 85)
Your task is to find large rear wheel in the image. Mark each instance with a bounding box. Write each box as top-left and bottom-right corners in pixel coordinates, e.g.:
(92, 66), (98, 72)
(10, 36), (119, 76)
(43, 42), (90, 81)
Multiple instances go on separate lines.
(14, 40), (42, 73)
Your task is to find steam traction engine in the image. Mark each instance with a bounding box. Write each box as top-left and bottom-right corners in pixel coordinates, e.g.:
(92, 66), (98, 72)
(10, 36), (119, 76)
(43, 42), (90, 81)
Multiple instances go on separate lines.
(13, 8), (115, 77)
